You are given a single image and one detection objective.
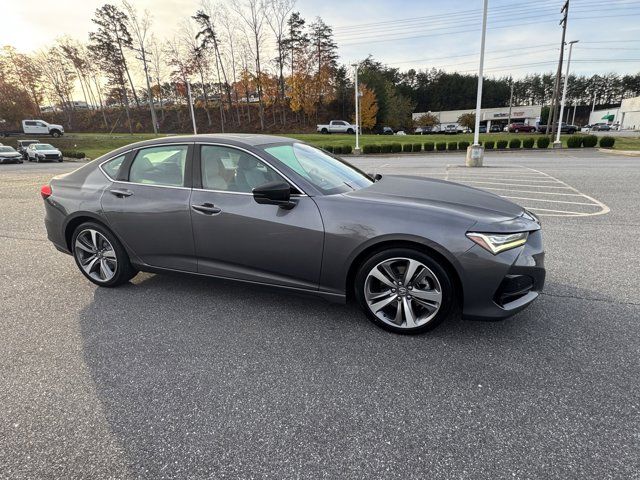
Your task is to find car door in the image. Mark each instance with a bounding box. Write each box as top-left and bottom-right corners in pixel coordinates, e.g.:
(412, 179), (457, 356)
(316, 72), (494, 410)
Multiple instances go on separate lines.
(101, 143), (197, 272)
(23, 121), (38, 135)
(190, 143), (324, 290)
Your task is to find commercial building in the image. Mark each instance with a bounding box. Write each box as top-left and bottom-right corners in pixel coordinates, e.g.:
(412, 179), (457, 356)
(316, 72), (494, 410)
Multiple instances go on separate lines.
(413, 105), (542, 130)
(587, 96), (640, 130)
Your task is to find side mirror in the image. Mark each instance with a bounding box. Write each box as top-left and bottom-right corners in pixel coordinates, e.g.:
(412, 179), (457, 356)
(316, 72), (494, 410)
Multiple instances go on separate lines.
(367, 173), (382, 181)
(252, 181), (296, 209)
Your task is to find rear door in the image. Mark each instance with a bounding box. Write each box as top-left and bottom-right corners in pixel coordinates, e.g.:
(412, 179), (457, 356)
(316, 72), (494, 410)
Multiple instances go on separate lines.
(190, 143), (324, 290)
(101, 143), (197, 272)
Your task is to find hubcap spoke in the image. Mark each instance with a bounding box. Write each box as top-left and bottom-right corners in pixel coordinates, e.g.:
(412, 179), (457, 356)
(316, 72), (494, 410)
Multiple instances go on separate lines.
(402, 297), (417, 328)
(89, 230), (98, 250)
(411, 289), (442, 304)
(75, 238), (95, 254)
(75, 229), (117, 282)
(366, 289), (392, 302)
(102, 248), (116, 259)
(369, 294), (397, 313)
(99, 259), (113, 279)
(370, 266), (396, 288)
(82, 256), (99, 274)
(402, 259), (421, 286)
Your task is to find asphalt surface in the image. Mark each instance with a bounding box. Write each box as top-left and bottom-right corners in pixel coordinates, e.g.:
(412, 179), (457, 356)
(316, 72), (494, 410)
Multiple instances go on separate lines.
(1, 150), (639, 479)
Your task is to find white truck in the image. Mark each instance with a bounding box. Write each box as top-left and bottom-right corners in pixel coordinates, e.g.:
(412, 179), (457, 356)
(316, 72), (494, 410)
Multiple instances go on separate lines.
(1, 119), (65, 138)
(316, 120), (358, 134)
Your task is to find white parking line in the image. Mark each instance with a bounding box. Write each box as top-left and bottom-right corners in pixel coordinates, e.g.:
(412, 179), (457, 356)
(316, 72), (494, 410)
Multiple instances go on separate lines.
(442, 165), (610, 217)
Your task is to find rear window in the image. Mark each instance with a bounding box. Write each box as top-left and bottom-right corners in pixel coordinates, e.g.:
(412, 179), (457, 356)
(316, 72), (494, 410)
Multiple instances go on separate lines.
(102, 154), (127, 179)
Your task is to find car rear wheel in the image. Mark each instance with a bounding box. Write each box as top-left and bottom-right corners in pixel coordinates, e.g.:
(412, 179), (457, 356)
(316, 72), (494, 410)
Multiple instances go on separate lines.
(72, 222), (137, 287)
(355, 248), (453, 334)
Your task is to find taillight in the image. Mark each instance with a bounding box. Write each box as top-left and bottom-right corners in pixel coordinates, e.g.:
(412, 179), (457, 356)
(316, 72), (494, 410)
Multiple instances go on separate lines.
(41, 185), (52, 199)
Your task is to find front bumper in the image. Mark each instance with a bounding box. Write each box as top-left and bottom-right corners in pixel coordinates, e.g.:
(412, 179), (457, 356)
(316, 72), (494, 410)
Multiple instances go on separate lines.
(459, 230), (545, 321)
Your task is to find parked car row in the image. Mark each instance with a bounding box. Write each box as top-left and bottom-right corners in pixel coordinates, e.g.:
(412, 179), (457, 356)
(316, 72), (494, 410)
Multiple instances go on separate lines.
(0, 139), (63, 164)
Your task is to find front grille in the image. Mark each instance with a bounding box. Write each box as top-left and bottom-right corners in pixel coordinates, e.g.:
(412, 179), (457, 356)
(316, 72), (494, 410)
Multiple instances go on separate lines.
(494, 275), (534, 307)
(45, 154), (60, 159)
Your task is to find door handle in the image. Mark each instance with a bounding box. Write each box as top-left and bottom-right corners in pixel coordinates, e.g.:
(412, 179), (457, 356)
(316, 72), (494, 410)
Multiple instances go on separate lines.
(191, 203), (222, 215)
(110, 188), (134, 198)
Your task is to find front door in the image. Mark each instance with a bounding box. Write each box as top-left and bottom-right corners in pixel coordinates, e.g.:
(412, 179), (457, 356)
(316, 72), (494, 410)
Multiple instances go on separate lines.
(190, 144), (324, 290)
(101, 143), (197, 272)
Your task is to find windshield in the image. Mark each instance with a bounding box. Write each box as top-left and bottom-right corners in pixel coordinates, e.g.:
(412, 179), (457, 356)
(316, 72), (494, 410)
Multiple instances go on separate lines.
(0, 146), (16, 152)
(35, 144), (55, 150)
(263, 143), (373, 195)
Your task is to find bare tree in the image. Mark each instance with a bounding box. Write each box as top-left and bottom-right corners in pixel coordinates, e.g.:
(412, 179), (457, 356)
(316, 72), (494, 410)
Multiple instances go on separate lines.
(122, 0), (158, 133)
(264, 0), (295, 124)
(232, 0), (266, 130)
(180, 19), (213, 128)
(148, 36), (165, 122)
(219, 5), (242, 125)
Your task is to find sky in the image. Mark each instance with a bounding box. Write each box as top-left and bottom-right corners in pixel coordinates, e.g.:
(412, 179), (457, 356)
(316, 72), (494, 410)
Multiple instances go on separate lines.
(2, 0), (639, 79)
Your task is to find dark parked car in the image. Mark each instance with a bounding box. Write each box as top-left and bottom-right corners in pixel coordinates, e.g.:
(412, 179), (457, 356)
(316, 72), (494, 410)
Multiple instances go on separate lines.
(478, 125), (487, 134)
(414, 126), (435, 135)
(0, 145), (23, 164)
(489, 124), (502, 133)
(536, 122), (578, 134)
(507, 122), (536, 133)
(374, 126), (394, 135)
(590, 123), (611, 131)
(17, 139), (40, 160)
(42, 135), (545, 334)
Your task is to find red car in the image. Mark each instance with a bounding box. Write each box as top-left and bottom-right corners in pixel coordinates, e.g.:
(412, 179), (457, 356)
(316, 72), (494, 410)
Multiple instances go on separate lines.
(507, 123), (536, 133)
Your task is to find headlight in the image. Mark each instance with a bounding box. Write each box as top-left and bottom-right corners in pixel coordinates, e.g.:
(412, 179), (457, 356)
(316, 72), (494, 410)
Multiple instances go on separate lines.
(466, 231), (528, 255)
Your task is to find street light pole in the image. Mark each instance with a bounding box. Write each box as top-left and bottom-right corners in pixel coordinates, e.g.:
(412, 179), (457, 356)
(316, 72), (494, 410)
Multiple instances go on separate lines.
(467, 0), (488, 167)
(555, 40), (578, 146)
(352, 63), (360, 154)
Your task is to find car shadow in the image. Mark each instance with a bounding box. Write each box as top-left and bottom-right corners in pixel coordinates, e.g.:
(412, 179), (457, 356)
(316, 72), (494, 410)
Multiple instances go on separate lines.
(78, 273), (638, 478)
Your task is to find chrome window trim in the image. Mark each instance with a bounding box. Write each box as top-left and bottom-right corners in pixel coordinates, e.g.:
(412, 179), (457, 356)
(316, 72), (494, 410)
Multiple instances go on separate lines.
(98, 149), (132, 182)
(198, 142), (309, 196)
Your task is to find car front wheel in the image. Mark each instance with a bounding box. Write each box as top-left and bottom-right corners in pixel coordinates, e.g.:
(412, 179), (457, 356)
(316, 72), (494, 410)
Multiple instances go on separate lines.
(72, 222), (137, 287)
(355, 248), (453, 334)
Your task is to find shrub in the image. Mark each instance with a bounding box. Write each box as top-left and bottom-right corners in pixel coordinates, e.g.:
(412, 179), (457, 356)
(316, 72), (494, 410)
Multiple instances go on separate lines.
(566, 136), (582, 148)
(363, 144), (375, 154)
(61, 150), (86, 159)
(496, 140), (508, 149)
(391, 142), (402, 153)
(333, 145), (343, 154)
(373, 144), (382, 153)
(458, 141), (470, 150)
(324, 145), (334, 153)
(509, 138), (522, 149)
(412, 143), (422, 152)
(599, 136), (615, 148)
(523, 138), (535, 149)
(424, 141), (435, 151)
(582, 135), (598, 148)
(436, 142), (446, 151)
(484, 140), (495, 150)
(447, 141), (458, 151)
(402, 143), (412, 152)
(381, 143), (393, 153)
(537, 136), (550, 149)
(342, 144), (353, 154)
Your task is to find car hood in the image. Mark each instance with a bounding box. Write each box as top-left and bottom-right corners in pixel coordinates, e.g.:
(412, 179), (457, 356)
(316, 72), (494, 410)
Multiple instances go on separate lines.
(345, 175), (526, 225)
(0, 151), (21, 157)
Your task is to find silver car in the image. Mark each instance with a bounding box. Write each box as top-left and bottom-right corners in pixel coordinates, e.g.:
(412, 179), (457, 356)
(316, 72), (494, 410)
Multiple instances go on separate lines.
(27, 143), (63, 162)
(42, 134), (545, 334)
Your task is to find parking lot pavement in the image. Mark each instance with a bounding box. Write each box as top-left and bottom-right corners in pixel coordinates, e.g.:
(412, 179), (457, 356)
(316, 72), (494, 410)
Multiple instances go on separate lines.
(1, 151), (639, 479)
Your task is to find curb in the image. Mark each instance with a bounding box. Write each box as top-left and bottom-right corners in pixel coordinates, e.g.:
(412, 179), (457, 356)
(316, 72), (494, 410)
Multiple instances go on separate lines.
(597, 148), (640, 157)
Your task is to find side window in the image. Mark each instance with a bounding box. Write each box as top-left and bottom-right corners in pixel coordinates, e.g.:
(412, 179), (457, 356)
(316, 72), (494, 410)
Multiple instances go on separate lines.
(102, 154), (127, 179)
(129, 145), (188, 187)
(37, 122), (46, 127)
(25, 121), (36, 126)
(200, 145), (281, 193)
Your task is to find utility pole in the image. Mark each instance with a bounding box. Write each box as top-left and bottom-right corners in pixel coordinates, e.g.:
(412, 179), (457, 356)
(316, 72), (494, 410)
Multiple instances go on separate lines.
(134, 47), (158, 135)
(187, 81), (197, 135)
(555, 39), (578, 146)
(546, 0), (569, 138)
(507, 80), (514, 126)
(352, 63), (360, 154)
(467, 0), (488, 167)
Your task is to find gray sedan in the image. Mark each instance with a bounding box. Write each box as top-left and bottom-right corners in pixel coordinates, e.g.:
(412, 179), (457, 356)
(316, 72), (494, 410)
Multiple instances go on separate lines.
(42, 134), (545, 334)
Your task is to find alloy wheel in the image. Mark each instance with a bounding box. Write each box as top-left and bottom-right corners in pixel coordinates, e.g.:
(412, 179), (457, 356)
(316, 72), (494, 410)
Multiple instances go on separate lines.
(74, 229), (117, 282)
(364, 257), (443, 329)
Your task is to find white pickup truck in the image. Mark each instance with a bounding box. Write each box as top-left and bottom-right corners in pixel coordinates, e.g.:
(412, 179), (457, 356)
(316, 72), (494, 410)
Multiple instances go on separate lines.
(1, 119), (65, 138)
(316, 120), (358, 134)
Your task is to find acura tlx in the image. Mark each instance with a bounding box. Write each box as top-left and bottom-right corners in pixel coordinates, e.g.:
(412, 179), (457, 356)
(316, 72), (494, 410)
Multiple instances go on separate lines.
(42, 134), (544, 334)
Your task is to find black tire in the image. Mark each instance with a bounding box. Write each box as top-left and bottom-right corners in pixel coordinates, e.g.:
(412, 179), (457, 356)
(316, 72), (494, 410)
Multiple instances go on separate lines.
(58, 158), (63, 162)
(71, 221), (137, 287)
(51, 130), (61, 138)
(321, 128), (328, 134)
(354, 247), (454, 334)
(347, 128), (354, 134)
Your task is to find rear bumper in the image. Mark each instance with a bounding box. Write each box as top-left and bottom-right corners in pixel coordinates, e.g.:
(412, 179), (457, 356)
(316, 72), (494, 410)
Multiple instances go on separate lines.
(459, 230), (545, 321)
